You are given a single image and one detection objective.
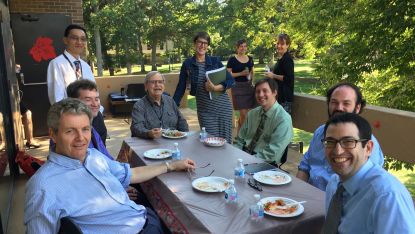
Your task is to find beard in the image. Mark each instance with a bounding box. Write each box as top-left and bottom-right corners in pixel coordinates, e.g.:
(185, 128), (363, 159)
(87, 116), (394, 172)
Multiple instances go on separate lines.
(328, 106), (359, 118)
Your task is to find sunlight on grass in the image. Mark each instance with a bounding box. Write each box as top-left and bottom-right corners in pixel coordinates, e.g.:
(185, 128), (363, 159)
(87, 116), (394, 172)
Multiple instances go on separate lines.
(388, 169), (415, 197)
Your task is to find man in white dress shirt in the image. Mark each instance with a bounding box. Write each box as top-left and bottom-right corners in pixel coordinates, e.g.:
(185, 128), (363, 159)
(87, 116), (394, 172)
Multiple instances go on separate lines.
(47, 24), (95, 104)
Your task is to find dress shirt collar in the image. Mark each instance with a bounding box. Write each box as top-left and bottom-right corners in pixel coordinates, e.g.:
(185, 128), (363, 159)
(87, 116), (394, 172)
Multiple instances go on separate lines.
(146, 94), (164, 107)
(64, 50), (81, 62)
(261, 100), (279, 118)
(342, 159), (374, 196)
(48, 149), (91, 169)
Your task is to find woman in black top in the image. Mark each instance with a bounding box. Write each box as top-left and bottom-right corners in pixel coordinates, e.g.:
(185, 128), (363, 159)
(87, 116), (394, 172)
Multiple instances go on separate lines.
(264, 34), (294, 114)
(226, 39), (255, 133)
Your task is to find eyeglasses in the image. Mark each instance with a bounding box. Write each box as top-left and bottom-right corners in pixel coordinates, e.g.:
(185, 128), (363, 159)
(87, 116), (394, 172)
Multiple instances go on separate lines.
(321, 138), (368, 149)
(187, 166), (215, 181)
(68, 36), (87, 43)
(147, 80), (165, 85)
(248, 178), (262, 191)
(196, 40), (209, 47)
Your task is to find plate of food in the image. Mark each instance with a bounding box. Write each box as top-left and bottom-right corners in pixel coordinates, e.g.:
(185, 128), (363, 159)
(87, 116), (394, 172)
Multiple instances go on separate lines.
(253, 170), (291, 185)
(162, 129), (187, 139)
(192, 176), (230, 192)
(204, 137), (226, 147)
(143, 149), (172, 159)
(261, 197), (304, 218)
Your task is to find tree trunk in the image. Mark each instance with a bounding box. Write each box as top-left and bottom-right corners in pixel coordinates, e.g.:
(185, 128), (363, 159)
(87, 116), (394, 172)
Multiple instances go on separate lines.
(94, 5), (103, 77)
(151, 39), (157, 71)
(126, 63), (132, 74)
(137, 35), (145, 72)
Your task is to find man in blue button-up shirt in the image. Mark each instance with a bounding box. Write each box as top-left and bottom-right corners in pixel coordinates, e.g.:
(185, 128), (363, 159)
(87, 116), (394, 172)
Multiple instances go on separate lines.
(322, 113), (415, 234)
(297, 83), (384, 191)
(25, 98), (195, 233)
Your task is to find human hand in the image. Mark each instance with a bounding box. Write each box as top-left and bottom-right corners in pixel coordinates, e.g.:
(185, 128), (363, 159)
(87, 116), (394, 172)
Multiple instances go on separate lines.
(240, 69), (249, 76)
(205, 79), (216, 92)
(126, 186), (139, 201)
(148, 128), (162, 138)
(171, 158), (196, 171)
(264, 71), (274, 78)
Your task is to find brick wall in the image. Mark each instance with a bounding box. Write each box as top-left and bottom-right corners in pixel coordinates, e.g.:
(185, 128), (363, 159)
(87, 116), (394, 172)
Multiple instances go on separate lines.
(9, 0), (84, 25)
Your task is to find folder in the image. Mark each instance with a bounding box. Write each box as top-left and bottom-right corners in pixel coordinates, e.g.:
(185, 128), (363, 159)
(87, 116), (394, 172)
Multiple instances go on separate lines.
(206, 66), (226, 100)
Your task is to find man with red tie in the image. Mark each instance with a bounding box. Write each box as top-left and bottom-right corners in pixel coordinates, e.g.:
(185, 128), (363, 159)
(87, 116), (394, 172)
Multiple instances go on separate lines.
(47, 24), (95, 105)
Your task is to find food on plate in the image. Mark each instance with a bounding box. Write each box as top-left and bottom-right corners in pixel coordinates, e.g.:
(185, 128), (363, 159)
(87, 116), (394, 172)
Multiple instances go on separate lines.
(163, 130), (185, 137)
(195, 181), (229, 191)
(154, 150), (171, 158)
(261, 174), (287, 183)
(264, 199), (298, 215)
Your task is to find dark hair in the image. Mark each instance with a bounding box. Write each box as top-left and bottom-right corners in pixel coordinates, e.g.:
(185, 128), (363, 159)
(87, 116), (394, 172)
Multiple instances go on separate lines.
(193, 32), (210, 45)
(64, 24), (87, 37)
(236, 39), (247, 47)
(255, 78), (278, 93)
(277, 33), (291, 46)
(66, 79), (97, 98)
(323, 113), (372, 147)
(326, 82), (366, 113)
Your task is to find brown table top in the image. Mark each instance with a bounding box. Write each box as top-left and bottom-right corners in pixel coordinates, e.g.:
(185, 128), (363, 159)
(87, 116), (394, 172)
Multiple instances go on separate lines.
(118, 133), (325, 234)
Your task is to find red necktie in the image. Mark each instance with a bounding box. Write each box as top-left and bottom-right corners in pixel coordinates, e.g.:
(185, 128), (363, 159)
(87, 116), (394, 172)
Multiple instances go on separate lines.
(74, 61), (81, 79)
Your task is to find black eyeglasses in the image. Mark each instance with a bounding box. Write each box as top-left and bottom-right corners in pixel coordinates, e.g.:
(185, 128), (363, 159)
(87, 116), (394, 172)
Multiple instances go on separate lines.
(248, 178), (262, 191)
(322, 138), (368, 149)
(196, 40), (209, 46)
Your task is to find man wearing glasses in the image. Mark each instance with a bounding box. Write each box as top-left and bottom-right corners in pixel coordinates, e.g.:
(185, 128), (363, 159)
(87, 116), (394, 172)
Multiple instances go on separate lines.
(47, 24), (107, 145)
(296, 83), (384, 191)
(47, 24), (95, 105)
(321, 113), (414, 234)
(131, 71), (189, 139)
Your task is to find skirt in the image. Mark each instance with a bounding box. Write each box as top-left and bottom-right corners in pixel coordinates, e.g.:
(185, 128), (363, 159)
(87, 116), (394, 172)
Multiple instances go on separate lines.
(231, 81), (256, 110)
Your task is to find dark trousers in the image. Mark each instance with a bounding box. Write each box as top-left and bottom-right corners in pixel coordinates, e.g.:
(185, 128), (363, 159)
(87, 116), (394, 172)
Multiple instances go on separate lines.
(139, 208), (164, 234)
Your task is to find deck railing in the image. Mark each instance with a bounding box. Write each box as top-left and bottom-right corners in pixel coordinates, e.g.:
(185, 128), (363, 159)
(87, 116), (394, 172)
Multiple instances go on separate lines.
(96, 74), (415, 164)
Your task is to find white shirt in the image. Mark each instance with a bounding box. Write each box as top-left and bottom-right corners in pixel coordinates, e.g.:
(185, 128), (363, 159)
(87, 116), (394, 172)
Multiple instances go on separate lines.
(47, 50), (95, 104)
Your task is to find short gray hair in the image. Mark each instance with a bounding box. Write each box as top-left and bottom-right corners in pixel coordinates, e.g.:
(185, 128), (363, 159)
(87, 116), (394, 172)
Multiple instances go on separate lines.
(144, 71), (165, 83)
(47, 98), (93, 133)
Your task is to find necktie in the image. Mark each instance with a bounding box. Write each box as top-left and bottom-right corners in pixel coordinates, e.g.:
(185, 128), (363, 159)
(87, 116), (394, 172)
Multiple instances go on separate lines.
(322, 183), (345, 234)
(246, 112), (266, 154)
(73, 60), (81, 79)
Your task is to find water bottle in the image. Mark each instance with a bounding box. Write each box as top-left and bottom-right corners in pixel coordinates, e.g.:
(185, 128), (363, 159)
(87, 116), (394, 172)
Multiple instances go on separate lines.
(245, 67), (251, 80)
(172, 142), (181, 160)
(224, 179), (237, 203)
(234, 158), (245, 182)
(265, 64), (270, 72)
(199, 127), (208, 142)
(249, 194), (264, 221)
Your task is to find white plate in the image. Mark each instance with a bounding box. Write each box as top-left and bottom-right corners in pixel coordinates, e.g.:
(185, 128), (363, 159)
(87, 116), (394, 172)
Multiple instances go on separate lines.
(204, 137), (226, 147)
(260, 196), (304, 218)
(143, 149), (172, 159)
(192, 176), (230, 192)
(162, 130), (187, 139)
(253, 170), (291, 185)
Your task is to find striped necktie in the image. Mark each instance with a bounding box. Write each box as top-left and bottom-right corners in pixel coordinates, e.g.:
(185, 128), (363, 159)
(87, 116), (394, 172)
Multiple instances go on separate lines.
(73, 60), (81, 79)
(322, 183), (345, 234)
(246, 112), (266, 154)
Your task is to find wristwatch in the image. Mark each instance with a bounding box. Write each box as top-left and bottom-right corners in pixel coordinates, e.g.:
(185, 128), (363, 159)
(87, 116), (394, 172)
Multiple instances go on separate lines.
(165, 161), (172, 173)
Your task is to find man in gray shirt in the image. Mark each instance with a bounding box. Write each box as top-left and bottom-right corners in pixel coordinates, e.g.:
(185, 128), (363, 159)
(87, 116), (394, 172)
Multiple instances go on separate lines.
(131, 71), (189, 139)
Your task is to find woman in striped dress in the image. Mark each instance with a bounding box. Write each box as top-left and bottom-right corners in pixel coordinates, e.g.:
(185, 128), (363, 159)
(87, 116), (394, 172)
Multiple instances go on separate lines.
(173, 32), (234, 143)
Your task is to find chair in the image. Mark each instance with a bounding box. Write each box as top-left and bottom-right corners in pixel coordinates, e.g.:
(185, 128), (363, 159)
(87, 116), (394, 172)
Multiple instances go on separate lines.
(126, 83), (146, 100)
(124, 83), (146, 123)
(58, 217), (83, 234)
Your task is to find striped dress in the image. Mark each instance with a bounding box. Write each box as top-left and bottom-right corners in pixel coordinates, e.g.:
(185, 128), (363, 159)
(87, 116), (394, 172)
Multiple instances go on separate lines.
(195, 62), (233, 143)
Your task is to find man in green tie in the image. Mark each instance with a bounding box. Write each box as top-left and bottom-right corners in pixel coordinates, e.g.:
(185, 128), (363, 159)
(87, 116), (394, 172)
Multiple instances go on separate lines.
(234, 78), (293, 164)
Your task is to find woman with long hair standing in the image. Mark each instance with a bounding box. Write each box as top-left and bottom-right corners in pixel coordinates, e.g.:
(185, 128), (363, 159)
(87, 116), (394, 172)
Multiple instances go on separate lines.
(173, 32), (234, 143)
(226, 39), (255, 133)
